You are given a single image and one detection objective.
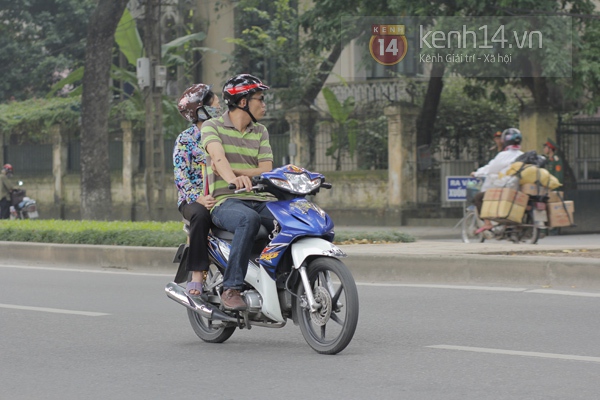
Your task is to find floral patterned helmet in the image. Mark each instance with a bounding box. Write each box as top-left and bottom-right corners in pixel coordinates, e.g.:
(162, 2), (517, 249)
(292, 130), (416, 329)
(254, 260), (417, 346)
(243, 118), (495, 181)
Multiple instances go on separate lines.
(177, 84), (217, 123)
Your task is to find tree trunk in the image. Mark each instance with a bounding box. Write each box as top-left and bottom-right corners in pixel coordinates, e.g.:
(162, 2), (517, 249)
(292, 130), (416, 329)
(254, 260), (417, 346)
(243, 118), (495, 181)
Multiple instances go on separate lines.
(417, 63), (446, 148)
(300, 41), (342, 107)
(80, 0), (129, 220)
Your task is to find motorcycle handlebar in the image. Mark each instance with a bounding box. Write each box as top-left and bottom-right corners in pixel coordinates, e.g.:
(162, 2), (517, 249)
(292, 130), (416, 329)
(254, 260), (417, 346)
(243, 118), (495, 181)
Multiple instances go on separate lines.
(227, 176), (332, 193)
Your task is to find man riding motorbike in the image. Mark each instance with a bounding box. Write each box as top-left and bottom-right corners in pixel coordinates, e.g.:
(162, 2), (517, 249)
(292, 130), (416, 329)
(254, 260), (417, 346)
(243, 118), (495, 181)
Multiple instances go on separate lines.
(471, 128), (524, 234)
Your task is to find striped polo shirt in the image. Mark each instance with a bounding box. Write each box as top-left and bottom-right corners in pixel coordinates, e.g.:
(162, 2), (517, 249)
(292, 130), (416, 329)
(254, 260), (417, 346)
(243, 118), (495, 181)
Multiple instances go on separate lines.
(201, 111), (274, 207)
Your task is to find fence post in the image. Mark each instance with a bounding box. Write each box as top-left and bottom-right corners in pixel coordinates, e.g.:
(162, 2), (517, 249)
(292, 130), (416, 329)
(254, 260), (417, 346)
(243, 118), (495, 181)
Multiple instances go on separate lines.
(285, 106), (318, 169)
(519, 105), (557, 153)
(385, 104), (418, 215)
(121, 121), (135, 220)
(52, 125), (67, 219)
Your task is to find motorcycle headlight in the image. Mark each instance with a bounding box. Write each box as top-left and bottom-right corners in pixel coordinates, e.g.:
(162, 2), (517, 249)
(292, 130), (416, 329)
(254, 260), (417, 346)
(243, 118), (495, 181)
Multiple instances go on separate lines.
(270, 173), (322, 194)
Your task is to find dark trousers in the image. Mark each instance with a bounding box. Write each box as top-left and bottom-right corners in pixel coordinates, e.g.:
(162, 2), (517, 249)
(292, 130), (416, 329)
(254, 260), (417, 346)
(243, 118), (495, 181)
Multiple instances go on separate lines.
(211, 199), (274, 290)
(0, 197), (10, 219)
(178, 201), (212, 272)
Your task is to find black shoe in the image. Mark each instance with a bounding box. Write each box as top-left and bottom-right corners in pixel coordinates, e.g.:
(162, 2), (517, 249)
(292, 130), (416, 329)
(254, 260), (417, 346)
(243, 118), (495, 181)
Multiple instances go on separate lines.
(221, 289), (247, 311)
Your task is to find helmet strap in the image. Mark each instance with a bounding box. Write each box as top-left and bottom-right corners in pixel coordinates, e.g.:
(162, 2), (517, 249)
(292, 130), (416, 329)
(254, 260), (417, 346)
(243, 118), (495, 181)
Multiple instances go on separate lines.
(233, 96), (257, 123)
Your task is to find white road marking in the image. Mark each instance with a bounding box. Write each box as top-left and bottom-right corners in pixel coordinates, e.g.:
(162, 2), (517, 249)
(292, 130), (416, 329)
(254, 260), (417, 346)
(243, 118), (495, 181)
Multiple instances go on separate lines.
(0, 303), (109, 316)
(357, 282), (600, 297)
(358, 283), (527, 292)
(0, 264), (172, 277)
(527, 289), (600, 298)
(427, 345), (600, 364)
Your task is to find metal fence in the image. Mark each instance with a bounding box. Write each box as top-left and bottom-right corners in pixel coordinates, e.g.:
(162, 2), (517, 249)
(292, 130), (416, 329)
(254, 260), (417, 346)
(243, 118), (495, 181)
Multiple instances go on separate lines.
(557, 118), (600, 190)
(313, 119), (388, 171)
(4, 134), (292, 175)
(3, 144), (53, 174)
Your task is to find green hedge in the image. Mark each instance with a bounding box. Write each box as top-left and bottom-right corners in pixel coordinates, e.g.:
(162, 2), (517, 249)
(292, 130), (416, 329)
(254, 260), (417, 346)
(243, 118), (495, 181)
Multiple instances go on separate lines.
(0, 220), (186, 247)
(0, 220), (415, 246)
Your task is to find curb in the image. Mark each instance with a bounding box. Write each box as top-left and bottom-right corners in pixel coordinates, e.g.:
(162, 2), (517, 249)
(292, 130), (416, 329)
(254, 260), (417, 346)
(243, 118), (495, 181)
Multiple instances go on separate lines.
(2, 241), (599, 290)
(344, 253), (600, 289)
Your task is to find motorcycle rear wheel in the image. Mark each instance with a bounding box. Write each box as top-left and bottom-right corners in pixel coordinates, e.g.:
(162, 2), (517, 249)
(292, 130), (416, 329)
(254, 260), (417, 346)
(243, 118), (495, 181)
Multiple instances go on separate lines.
(296, 257), (359, 355)
(187, 267), (236, 343)
(520, 212), (539, 244)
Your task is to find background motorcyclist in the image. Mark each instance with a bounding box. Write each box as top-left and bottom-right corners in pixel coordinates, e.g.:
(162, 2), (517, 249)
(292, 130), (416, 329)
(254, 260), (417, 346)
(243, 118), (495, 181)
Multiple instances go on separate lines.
(471, 128), (524, 234)
(1, 164), (15, 219)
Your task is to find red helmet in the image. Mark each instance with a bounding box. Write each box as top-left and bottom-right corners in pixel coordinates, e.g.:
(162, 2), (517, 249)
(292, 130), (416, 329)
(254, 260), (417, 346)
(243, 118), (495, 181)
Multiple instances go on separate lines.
(177, 84), (214, 123)
(3, 163), (12, 173)
(223, 74), (269, 107)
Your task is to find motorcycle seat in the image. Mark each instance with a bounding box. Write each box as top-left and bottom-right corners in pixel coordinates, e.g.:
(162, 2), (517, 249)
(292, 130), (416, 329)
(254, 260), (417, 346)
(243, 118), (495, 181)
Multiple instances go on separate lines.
(211, 225), (270, 241)
(181, 219), (269, 241)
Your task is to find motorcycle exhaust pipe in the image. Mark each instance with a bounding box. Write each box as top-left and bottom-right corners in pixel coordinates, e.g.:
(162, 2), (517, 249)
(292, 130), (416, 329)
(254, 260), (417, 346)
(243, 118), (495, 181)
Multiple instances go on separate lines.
(165, 282), (238, 323)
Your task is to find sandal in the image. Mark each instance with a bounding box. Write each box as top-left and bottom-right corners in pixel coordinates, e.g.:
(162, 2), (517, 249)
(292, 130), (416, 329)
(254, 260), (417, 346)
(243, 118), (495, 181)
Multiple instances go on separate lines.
(186, 281), (203, 296)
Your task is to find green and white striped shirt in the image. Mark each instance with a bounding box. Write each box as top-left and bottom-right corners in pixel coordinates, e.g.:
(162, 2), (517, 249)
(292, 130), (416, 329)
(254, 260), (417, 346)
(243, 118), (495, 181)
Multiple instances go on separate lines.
(201, 112), (274, 208)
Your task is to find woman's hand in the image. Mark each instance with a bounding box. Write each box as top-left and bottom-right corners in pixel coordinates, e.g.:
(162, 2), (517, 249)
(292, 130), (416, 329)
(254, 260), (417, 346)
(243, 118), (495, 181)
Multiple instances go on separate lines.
(196, 194), (216, 210)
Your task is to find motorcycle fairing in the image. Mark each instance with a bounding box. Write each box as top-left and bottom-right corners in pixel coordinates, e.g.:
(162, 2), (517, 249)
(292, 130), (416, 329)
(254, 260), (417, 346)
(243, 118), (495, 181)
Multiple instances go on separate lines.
(259, 198), (334, 271)
(290, 237), (346, 273)
(263, 165), (324, 182)
(207, 235), (284, 322)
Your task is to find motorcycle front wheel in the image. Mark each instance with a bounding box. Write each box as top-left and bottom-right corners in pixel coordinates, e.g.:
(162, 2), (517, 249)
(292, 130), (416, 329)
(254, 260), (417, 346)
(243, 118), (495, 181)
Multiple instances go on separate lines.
(187, 266), (236, 343)
(461, 208), (485, 243)
(296, 257), (359, 355)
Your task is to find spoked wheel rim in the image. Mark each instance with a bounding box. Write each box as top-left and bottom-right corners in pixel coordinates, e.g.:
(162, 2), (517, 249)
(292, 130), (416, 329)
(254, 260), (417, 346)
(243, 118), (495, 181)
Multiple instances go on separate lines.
(519, 213), (539, 244)
(187, 265), (236, 343)
(297, 258), (359, 354)
(462, 210), (485, 243)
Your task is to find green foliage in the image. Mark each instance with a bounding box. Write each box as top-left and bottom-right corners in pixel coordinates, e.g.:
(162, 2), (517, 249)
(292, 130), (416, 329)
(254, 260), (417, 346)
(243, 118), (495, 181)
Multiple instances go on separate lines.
(0, 219), (415, 245)
(432, 78), (520, 163)
(568, 15), (600, 114)
(115, 8), (143, 65)
(0, 97), (82, 142)
(0, 0), (96, 101)
(321, 87), (359, 170)
(333, 230), (416, 243)
(355, 113), (388, 170)
(226, 0), (300, 91)
(0, 220), (186, 247)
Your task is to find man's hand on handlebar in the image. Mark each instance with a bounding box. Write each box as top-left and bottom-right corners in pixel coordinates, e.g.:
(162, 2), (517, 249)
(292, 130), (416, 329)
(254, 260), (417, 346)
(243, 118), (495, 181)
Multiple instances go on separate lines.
(228, 175), (253, 192)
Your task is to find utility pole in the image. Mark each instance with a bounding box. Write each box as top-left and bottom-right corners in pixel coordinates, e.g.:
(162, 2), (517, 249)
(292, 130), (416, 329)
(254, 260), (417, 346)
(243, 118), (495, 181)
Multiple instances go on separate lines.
(142, 0), (166, 220)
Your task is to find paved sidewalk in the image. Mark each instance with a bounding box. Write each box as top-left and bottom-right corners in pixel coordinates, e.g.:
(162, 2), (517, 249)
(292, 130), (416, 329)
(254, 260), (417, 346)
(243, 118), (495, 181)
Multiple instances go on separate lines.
(2, 227), (600, 290)
(335, 225), (459, 240)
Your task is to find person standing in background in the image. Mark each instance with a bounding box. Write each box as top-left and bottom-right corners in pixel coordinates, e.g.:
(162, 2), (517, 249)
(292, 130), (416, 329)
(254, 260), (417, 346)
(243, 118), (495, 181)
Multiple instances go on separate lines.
(488, 131), (503, 161)
(1, 164), (15, 219)
(543, 138), (564, 183)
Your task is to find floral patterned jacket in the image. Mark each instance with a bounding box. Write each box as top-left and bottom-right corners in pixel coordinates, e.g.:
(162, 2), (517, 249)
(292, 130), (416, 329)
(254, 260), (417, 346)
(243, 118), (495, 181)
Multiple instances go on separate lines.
(173, 124), (207, 207)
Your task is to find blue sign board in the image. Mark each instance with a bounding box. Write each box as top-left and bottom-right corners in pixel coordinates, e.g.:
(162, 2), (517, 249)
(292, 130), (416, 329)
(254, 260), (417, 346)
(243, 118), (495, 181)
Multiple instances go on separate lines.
(445, 176), (480, 202)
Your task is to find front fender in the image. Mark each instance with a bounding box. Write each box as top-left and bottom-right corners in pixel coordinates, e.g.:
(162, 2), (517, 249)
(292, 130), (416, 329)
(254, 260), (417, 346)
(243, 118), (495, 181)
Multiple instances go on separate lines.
(290, 238), (346, 268)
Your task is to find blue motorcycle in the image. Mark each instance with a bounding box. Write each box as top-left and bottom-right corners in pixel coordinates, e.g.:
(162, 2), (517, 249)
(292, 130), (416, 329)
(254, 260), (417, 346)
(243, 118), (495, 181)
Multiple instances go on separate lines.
(166, 165), (359, 355)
